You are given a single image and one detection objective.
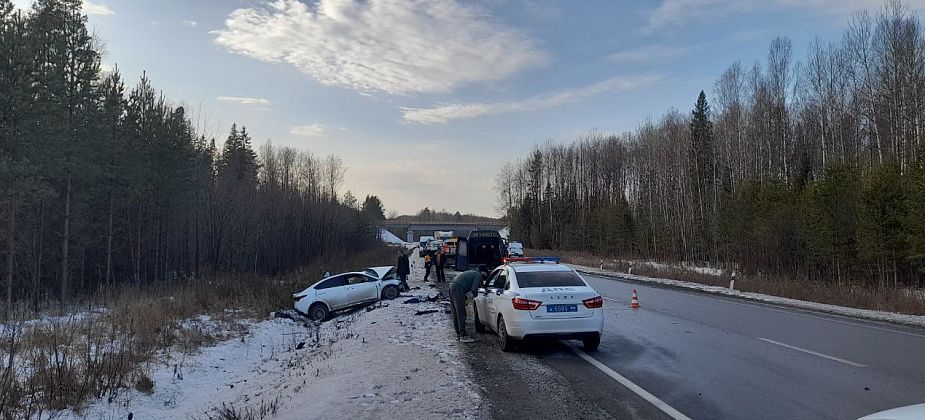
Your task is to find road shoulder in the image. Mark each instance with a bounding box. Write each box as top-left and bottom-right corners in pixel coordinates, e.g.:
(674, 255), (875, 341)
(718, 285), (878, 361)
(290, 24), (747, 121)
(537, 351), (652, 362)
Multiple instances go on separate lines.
(572, 264), (925, 328)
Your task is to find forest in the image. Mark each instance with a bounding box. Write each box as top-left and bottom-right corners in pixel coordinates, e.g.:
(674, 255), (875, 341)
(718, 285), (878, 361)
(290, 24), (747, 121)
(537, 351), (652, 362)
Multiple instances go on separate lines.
(0, 0), (381, 313)
(497, 1), (925, 289)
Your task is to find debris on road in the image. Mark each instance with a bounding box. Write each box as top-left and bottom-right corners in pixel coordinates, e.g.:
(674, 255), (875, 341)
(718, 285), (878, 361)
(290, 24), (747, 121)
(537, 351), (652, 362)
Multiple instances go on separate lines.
(415, 310), (439, 316)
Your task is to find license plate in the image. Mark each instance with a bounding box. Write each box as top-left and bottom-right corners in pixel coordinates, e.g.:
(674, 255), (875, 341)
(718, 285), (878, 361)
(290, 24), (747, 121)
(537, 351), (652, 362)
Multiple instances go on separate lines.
(546, 304), (577, 313)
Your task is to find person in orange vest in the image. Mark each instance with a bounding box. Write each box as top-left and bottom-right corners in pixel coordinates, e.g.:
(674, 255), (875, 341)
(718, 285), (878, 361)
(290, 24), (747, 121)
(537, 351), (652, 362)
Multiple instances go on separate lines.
(423, 253), (433, 282)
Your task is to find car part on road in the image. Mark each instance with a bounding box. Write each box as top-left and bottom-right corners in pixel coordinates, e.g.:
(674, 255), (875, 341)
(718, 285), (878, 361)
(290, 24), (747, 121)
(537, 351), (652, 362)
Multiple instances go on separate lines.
(403, 297), (421, 304)
(415, 309), (439, 316)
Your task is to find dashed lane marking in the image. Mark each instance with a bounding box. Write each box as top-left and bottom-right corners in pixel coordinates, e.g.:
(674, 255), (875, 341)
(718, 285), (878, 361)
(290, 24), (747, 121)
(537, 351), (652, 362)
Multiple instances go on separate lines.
(757, 338), (867, 368)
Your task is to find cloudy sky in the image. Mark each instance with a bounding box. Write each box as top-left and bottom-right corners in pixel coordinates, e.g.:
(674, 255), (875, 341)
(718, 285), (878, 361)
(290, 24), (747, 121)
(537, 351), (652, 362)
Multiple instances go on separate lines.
(13, 0), (925, 215)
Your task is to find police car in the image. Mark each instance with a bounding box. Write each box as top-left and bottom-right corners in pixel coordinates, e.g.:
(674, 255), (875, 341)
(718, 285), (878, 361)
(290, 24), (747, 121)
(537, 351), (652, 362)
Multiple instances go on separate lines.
(472, 257), (604, 352)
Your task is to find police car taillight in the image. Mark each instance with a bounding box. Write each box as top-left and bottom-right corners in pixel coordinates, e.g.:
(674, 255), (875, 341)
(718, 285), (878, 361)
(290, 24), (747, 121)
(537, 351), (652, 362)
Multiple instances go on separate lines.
(512, 297), (542, 310)
(582, 296), (603, 309)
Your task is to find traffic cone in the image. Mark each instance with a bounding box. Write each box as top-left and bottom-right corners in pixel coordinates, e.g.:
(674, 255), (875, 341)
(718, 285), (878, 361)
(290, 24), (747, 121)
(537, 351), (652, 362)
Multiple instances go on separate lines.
(630, 290), (640, 309)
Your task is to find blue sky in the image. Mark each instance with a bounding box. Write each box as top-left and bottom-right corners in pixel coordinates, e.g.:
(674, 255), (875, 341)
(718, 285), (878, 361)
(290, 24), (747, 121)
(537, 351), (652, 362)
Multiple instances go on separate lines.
(14, 0), (925, 215)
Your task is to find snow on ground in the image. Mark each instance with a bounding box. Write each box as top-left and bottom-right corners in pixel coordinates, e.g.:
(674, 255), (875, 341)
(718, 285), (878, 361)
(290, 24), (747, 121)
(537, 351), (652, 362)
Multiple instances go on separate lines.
(379, 228), (406, 245)
(572, 264), (925, 328)
(62, 253), (481, 420)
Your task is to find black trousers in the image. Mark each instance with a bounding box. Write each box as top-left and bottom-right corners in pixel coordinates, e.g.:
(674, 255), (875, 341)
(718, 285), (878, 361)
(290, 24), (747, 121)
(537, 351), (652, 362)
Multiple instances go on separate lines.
(435, 265), (446, 282)
(449, 283), (468, 337)
(424, 264), (432, 281)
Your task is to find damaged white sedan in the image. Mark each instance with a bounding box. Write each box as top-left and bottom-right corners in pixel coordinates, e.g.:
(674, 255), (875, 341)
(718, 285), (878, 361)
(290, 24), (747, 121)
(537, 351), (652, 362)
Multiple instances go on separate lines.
(294, 266), (402, 321)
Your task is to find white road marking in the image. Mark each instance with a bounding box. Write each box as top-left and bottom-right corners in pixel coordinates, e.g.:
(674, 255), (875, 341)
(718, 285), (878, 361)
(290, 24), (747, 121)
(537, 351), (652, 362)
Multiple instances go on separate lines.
(757, 338), (867, 368)
(568, 344), (692, 420)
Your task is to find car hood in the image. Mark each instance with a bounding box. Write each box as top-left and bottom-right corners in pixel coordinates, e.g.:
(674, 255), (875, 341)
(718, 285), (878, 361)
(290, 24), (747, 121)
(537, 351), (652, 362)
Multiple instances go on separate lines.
(859, 404), (925, 420)
(368, 266), (396, 279)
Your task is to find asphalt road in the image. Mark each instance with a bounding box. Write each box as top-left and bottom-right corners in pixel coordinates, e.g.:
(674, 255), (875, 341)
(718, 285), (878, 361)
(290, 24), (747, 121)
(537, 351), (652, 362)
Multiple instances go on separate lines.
(576, 273), (925, 420)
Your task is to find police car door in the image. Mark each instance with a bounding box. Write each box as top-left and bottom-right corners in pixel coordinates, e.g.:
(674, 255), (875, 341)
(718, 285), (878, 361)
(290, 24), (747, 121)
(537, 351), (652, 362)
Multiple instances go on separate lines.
(486, 268), (509, 327)
(477, 269), (500, 328)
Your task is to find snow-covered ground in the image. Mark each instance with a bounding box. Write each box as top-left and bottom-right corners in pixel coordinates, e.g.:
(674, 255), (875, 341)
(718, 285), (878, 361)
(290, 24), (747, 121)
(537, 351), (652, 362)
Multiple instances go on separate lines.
(379, 228), (407, 245)
(60, 254), (481, 420)
(573, 263), (925, 328)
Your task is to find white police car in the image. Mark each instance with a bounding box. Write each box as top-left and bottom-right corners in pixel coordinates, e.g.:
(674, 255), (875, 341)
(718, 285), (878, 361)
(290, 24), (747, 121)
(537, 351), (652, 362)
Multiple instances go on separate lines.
(472, 257), (604, 352)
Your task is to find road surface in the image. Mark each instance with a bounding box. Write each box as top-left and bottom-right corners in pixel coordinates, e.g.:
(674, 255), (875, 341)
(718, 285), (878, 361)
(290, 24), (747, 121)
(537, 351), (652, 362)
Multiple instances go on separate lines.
(461, 271), (925, 420)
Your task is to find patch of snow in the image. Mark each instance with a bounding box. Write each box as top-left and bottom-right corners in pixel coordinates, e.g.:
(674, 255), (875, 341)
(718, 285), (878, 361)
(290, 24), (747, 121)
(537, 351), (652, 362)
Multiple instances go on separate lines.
(573, 264), (925, 328)
(379, 228), (406, 245)
(60, 257), (481, 419)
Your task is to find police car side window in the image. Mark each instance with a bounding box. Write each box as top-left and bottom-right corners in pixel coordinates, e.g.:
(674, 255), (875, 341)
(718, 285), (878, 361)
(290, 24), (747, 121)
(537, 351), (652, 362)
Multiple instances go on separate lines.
(484, 270), (500, 288)
(492, 271), (507, 289)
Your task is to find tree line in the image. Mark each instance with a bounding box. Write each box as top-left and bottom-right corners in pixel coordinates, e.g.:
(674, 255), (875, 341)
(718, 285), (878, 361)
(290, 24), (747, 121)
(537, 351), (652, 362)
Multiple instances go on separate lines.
(0, 0), (378, 312)
(497, 1), (925, 289)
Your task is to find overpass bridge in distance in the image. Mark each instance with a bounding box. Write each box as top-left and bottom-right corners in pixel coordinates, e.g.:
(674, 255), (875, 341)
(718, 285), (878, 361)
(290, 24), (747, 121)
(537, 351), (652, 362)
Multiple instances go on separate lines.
(379, 220), (508, 243)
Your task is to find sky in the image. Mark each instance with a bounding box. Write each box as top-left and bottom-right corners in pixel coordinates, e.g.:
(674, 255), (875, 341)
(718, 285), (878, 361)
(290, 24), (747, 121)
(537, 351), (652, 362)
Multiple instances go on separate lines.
(12, 0), (925, 216)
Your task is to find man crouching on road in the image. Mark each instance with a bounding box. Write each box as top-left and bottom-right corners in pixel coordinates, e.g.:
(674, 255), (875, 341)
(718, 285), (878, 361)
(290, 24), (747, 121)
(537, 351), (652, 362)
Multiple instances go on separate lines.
(449, 265), (489, 343)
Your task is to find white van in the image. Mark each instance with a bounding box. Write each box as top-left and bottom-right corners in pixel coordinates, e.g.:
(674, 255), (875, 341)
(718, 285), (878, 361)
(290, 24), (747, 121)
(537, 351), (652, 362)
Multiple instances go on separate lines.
(508, 241), (524, 257)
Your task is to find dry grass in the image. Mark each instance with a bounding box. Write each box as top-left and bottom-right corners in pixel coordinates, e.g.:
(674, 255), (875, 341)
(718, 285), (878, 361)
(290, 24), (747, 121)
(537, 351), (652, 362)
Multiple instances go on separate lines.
(529, 248), (925, 316)
(0, 246), (396, 418)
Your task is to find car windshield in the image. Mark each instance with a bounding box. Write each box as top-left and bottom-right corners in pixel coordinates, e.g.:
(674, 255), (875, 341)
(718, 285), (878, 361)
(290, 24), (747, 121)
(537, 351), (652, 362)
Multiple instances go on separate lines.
(363, 269), (380, 278)
(516, 271), (586, 288)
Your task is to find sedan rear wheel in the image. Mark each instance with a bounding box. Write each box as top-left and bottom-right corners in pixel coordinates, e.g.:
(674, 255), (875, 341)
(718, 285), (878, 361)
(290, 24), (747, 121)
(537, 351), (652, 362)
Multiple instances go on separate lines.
(498, 317), (516, 352)
(382, 285), (399, 300)
(308, 303), (329, 322)
(582, 333), (601, 352)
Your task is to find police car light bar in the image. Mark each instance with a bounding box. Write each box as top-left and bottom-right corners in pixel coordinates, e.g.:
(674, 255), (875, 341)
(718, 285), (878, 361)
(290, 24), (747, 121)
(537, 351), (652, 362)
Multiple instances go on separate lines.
(503, 257), (560, 264)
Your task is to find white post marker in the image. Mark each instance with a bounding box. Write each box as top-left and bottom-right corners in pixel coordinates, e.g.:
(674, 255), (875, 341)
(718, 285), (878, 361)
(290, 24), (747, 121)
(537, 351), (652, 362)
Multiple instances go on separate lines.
(568, 344), (692, 420)
(600, 259), (604, 270)
(729, 270), (736, 290)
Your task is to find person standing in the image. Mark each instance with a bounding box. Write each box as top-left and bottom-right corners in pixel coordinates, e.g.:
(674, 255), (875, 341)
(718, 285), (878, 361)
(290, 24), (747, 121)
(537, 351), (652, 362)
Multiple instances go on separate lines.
(435, 249), (446, 283)
(449, 265), (488, 342)
(423, 253), (432, 282)
(397, 251), (411, 291)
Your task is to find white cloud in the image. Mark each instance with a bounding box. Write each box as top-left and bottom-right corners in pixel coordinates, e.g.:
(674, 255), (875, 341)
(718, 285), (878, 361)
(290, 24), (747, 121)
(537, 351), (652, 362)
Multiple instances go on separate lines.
(183, 20), (198, 27)
(217, 96), (271, 105)
(82, 1), (114, 16)
(607, 45), (690, 65)
(290, 124), (326, 137)
(647, 0), (925, 30)
(402, 75), (660, 124)
(212, 0), (548, 95)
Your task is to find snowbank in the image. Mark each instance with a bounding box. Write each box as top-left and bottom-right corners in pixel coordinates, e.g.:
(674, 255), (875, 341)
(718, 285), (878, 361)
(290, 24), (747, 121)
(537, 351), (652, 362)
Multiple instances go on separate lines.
(379, 228), (406, 245)
(573, 264), (925, 328)
(62, 265), (481, 419)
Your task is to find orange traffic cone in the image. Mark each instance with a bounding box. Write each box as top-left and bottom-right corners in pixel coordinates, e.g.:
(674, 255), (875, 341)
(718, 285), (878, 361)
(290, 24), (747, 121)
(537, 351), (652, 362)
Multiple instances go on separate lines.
(630, 290), (640, 309)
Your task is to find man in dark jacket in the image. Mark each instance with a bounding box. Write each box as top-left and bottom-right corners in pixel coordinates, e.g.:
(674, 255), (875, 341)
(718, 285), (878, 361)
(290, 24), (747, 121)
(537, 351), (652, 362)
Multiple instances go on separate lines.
(434, 250), (446, 283)
(397, 251), (411, 291)
(449, 265), (489, 342)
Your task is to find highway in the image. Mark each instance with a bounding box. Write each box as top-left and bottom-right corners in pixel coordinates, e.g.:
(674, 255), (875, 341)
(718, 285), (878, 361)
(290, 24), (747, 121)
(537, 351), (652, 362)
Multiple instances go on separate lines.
(462, 271), (925, 420)
(576, 273), (925, 419)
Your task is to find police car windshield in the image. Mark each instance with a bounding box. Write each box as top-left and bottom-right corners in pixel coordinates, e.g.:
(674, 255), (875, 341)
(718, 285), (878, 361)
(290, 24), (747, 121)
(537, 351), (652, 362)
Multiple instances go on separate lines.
(516, 271), (585, 288)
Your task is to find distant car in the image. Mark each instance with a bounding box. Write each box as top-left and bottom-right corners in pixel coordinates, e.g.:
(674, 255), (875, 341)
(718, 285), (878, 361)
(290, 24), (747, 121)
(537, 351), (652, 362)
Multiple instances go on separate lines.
(859, 403), (925, 420)
(293, 266), (402, 321)
(507, 241), (524, 257)
(473, 258), (604, 352)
